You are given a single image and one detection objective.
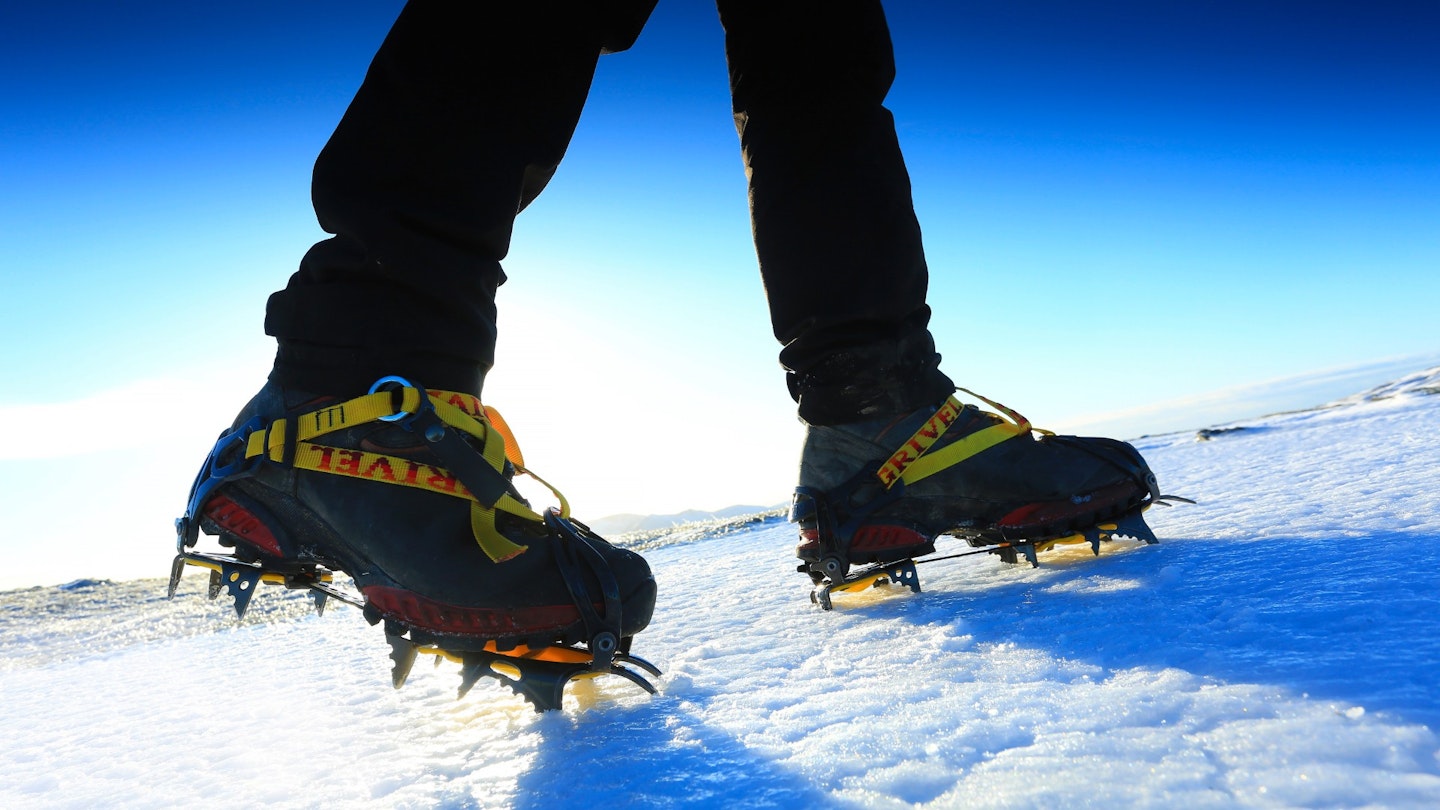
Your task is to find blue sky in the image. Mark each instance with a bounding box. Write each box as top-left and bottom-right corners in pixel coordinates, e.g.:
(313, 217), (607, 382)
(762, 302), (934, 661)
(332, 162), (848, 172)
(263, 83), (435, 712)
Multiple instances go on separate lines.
(1, 1), (1437, 586)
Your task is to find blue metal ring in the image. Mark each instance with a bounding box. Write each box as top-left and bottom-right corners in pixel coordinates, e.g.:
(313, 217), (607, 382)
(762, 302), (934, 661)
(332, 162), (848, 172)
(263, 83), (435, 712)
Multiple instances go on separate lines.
(368, 375), (416, 422)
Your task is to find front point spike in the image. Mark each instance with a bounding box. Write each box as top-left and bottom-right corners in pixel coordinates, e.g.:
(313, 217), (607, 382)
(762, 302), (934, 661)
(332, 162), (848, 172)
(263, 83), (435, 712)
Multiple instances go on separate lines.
(207, 568), (223, 600)
(167, 556), (185, 599)
(1114, 510), (1159, 544)
(617, 651), (662, 678)
(457, 655), (489, 699)
(218, 561), (261, 619)
(503, 662), (576, 713)
(1022, 543), (1039, 567)
(386, 634), (419, 689)
(607, 664), (659, 696)
(311, 589), (328, 617)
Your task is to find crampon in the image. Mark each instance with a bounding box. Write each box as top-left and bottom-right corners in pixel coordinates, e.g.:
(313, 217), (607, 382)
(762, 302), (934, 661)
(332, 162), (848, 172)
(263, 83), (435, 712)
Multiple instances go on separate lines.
(169, 376), (659, 711)
(793, 388), (1194, 610)
(796, 493), (1192, 610)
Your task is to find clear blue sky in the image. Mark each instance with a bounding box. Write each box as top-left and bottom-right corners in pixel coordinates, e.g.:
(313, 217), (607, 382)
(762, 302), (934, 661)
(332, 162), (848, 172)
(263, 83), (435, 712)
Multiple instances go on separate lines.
(1, 1), (1437, 586)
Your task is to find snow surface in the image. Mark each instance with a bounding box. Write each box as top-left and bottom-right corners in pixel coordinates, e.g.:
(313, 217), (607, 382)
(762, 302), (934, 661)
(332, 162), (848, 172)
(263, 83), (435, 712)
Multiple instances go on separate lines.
(3, 369), (1440, 808)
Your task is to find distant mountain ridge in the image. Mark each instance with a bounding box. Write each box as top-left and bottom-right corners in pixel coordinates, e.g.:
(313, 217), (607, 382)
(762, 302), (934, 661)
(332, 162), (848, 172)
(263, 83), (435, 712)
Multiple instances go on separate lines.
(587, 505), (780, 536)
(1330, 364), (1440, 406)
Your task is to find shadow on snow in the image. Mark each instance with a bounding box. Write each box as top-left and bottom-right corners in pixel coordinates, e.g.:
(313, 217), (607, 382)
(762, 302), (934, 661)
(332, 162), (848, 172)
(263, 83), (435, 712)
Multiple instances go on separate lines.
(510, 695), (837, 809)
(848, 530), (1440, 730)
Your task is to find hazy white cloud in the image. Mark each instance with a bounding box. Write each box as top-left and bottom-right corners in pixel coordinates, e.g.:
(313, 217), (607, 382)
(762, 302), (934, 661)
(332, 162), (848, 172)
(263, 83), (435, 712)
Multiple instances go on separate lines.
(1056, 352), (1440, 439)
(0, 357), (269, 461)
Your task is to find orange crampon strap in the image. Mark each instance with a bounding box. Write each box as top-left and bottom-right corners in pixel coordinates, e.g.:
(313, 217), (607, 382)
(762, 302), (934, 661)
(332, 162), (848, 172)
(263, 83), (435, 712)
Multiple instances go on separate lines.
(239, 380), (568, 564)
(875, 388), (1051, 490)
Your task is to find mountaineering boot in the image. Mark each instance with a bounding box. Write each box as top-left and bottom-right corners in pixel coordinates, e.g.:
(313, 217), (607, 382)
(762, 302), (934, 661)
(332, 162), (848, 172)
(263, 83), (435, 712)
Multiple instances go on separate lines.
(177, 377), (656, 653)
(793, 389), (1161, 573)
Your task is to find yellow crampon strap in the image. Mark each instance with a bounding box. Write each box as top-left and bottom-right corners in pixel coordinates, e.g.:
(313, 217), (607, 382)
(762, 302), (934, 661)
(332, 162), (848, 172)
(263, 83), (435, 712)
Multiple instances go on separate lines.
(875, 388), (1044, 489)
(240, 385), (567, 564)
(483, 405), (524, 468)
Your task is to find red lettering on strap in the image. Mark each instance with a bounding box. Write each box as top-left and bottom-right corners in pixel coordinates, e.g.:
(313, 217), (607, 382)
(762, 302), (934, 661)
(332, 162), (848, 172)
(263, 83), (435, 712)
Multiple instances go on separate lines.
(334, 449), (363, 476)
(363, 457), (397, 482)
(425, 467), (459, 493)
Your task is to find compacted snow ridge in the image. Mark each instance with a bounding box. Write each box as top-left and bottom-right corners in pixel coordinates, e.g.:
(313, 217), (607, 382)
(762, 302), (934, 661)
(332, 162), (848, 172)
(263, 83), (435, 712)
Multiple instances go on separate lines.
(3, 368), (1439, 808)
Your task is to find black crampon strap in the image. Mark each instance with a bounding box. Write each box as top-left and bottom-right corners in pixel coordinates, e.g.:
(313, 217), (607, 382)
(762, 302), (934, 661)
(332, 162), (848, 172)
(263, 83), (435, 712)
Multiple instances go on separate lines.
(544, 511), (624, 671)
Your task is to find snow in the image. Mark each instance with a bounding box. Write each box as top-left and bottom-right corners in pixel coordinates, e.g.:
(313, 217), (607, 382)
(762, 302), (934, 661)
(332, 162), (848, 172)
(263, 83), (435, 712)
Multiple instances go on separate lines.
(3, 369), (1440, 808)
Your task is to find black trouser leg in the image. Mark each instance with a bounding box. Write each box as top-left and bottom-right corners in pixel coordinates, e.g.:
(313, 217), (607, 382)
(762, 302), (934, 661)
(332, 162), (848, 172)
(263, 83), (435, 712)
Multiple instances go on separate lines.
(264, 1), (620, 396)
(719, 0), (953, 424)
(264, 0), (942, 421)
